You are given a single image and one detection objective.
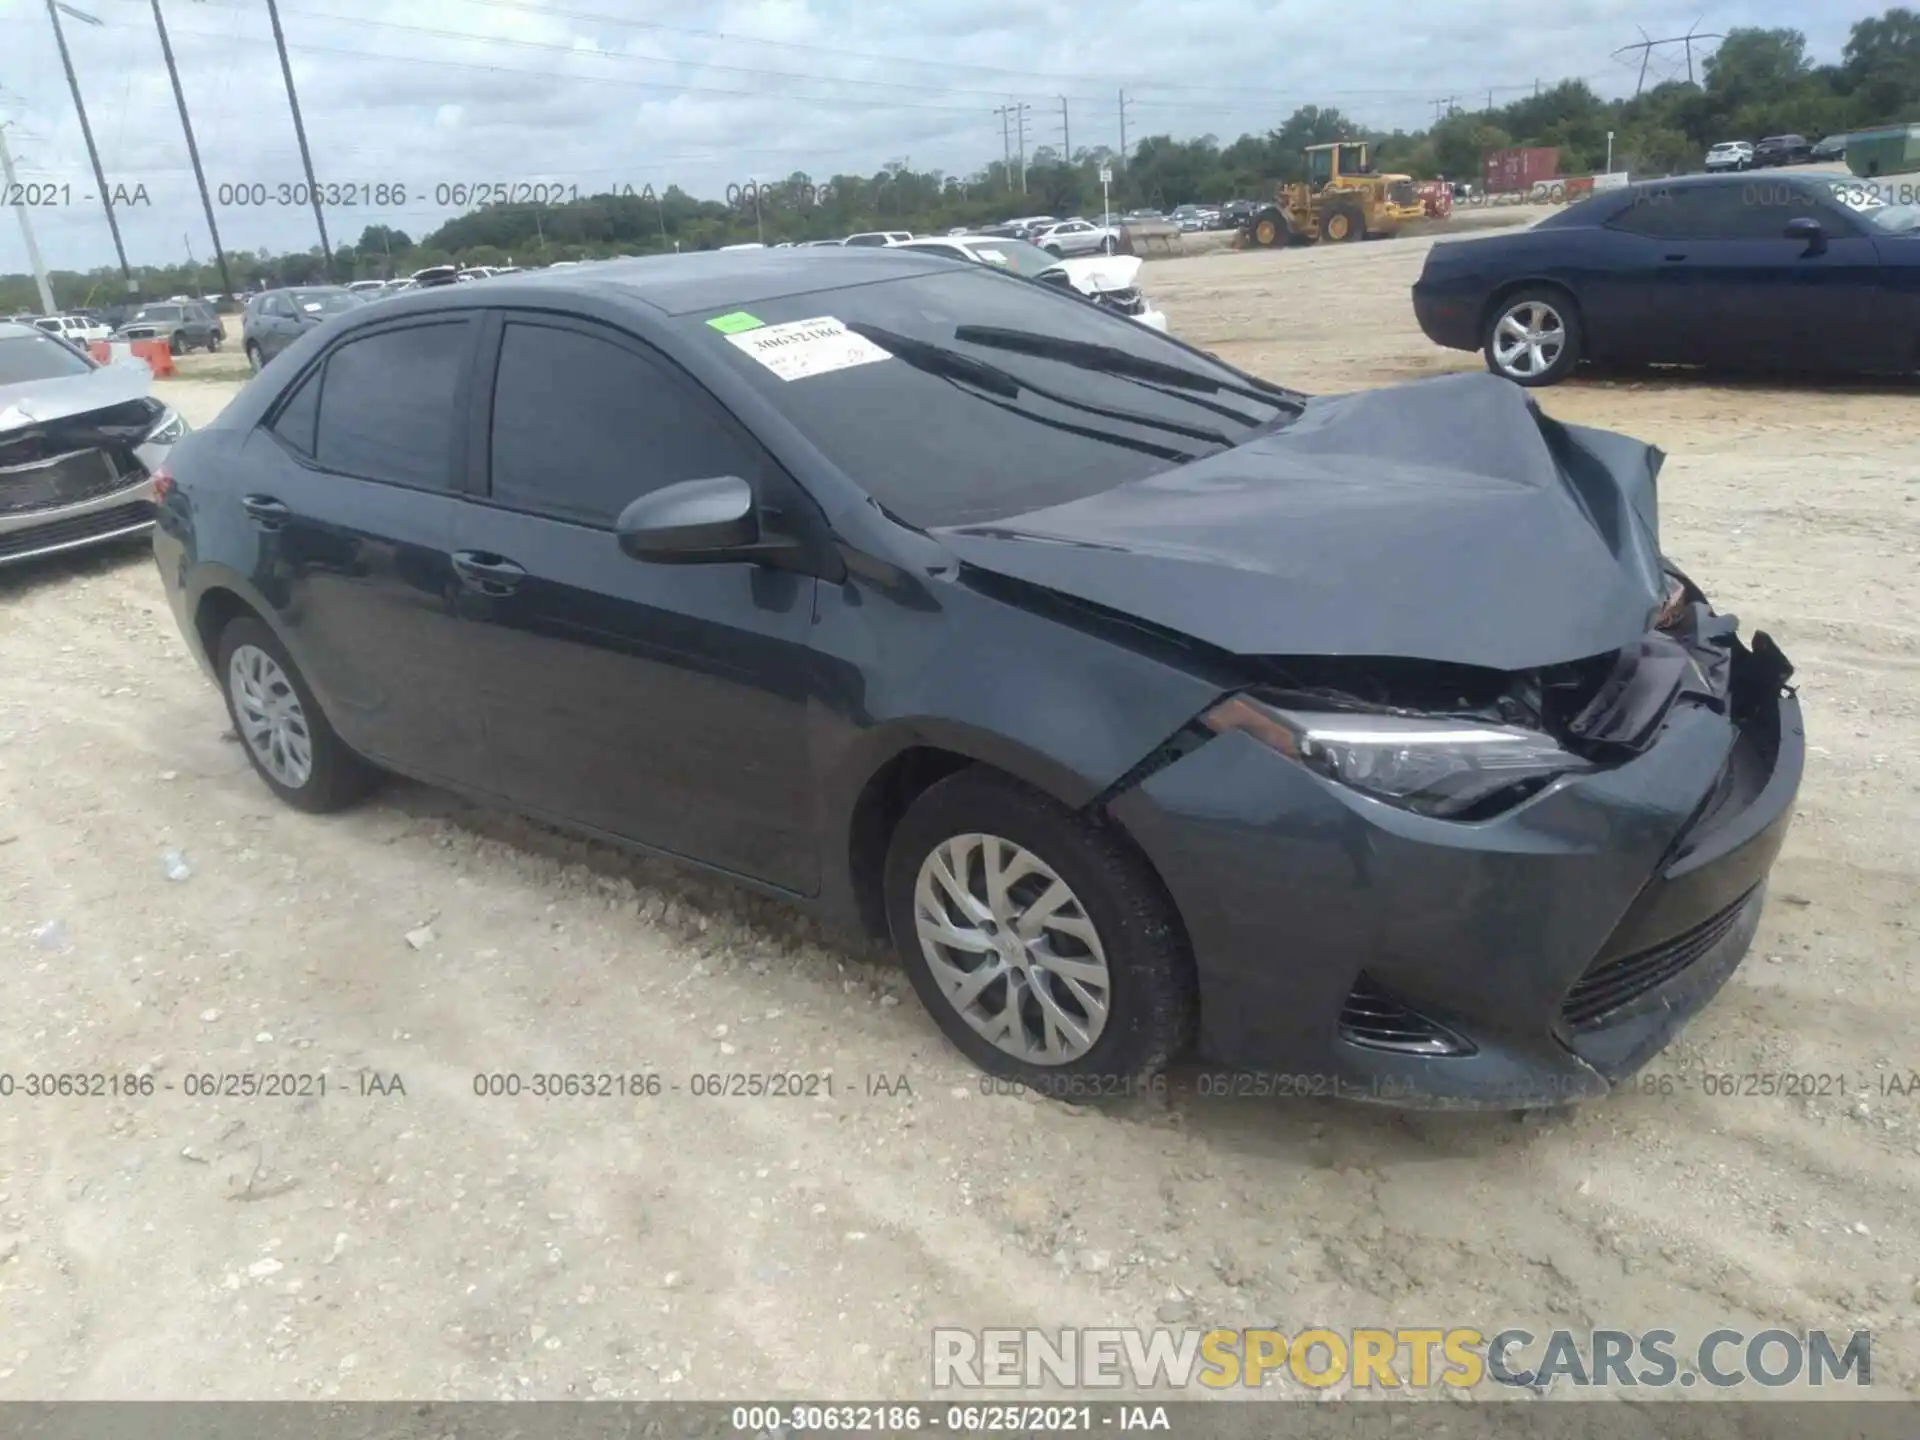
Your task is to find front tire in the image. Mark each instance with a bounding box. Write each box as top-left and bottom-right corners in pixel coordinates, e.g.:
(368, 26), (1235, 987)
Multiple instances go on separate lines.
(1483, 286), (1581, 386)
(246, 342), (264, 372)
(216, 615), (380, 814)
(883, 769), (1196, 1095)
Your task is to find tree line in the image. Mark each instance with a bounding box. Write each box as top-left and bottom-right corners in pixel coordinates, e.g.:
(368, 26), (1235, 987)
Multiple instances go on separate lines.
(3, 8), (1916, 310)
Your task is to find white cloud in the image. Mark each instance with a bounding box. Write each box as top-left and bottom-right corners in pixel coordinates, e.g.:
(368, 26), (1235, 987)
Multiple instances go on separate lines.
(0, 0), (1868, 271)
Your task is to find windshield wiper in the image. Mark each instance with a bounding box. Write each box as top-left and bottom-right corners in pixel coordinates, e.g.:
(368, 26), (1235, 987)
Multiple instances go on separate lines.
(951, 325), (1307, 417)
(846, 323), (1233, 453)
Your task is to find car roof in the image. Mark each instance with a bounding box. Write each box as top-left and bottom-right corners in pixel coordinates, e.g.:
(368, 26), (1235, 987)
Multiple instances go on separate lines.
(362, 246), (963, 319)
(0, 321), (47, 340)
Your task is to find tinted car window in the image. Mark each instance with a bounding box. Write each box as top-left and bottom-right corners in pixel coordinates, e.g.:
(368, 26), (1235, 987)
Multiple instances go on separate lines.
(314, 320), (472, 489)
(488, 320), (760, 525)
(1608, 183), (1793, 239)
(0, 332), (94, 382)
(270, 369), (321, 456)
(687, 267), (1295, 528)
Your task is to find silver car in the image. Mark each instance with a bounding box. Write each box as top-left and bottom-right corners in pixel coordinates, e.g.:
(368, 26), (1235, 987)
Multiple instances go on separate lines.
(1031, 218), (1115, 257)
(0, 322), (187, 566)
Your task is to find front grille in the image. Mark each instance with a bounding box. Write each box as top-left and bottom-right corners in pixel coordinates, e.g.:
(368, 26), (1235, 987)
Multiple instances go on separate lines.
(1094, 287), (1145, 316)
(1339, 974), (1473, 1056)
(0, 500), (154, 561)
(0, 448), (134, 515)
(1561, 887), (1756, 1029)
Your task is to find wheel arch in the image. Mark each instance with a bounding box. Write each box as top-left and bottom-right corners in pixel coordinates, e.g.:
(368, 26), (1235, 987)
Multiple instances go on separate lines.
(834, 723), (1190, 946)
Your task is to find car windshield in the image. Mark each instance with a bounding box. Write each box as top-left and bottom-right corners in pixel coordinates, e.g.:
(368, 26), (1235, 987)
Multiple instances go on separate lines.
(687, 267), (1302, 528)
(130, 305), (182, 322)
(966, 239), (1061, 277)
(1828, 183), (1920, 233)
(287, 289), (361, 315)
(0, 332), (95, 383)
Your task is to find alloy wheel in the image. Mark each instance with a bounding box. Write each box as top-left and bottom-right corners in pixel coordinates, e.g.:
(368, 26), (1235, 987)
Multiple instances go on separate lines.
(1492, 300), (1566, 379)
(228, 644), (313, 789)
(912, 833), (1111, 1065)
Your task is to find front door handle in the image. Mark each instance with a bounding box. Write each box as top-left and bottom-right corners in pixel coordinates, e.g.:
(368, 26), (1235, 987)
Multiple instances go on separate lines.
(452, 549), (527, 596)
(1663, 252), (1688, 262)
(241, 494), (290, 529)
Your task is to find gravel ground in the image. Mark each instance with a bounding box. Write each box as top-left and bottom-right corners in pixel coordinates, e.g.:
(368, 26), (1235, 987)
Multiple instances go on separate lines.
(1, 227), (1917, 1402)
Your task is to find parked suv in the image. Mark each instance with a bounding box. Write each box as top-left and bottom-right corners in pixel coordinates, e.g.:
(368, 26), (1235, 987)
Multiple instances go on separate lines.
(1753, 134), (1813, 167)
(1703, 141), (1754, 172)
(115, 301), (222, 354)
(242, 286), (366, 372)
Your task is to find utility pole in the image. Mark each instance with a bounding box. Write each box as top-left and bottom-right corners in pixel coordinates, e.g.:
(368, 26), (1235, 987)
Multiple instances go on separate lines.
(45, 0), (133, 290)
(1059, 96), (1070, 165)
(0, 124), (56, 313)
(1118, 89), (1134, 170)
(1014, 102), (1030, 194)
(264, 0), (334, 279)
(994, 105), (1014, 191)
(149, 0), (234, 298)
(1430, 96), (1458, 124)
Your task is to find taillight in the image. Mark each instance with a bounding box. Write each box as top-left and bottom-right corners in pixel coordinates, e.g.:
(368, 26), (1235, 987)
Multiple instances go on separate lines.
(151, 466), (174, 500)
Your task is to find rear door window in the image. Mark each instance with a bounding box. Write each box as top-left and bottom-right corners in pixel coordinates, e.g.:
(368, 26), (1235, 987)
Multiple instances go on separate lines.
(312, 319), (474, 490)
(485, 318), (763, 526)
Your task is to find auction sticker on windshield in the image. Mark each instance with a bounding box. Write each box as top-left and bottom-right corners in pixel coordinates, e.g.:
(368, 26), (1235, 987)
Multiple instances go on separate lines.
(724, 315), (891, 381)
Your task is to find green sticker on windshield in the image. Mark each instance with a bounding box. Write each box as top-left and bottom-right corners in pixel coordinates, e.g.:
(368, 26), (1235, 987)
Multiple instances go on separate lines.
(705, 310), (765, 334)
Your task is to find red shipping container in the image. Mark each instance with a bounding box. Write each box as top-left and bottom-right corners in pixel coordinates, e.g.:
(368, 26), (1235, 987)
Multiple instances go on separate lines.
(1482, 146), (1559, 194)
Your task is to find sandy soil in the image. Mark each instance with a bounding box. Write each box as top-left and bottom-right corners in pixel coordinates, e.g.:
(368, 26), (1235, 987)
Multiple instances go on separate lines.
(2, 231), (1917, 1403)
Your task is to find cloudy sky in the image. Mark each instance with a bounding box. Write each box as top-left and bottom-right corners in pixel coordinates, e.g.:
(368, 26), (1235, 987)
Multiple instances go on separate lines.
(0, 0), (1866, 275)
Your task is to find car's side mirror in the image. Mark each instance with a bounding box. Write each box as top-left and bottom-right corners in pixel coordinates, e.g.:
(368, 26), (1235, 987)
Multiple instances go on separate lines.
(616, 475), (763, 563)
(1784, 217), (1826, 254)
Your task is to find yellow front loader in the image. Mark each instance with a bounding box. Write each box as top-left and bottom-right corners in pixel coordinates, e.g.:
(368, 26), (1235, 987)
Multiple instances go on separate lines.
(1241, 142), (1428, 246)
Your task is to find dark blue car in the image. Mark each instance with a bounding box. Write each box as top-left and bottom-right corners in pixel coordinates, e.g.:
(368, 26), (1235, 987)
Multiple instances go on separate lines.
(1413, 172), (1920, 385)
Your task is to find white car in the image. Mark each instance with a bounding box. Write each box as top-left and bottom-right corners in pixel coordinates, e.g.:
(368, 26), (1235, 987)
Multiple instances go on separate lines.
(346, 280), (387, 296)
(842, 231), (914, 247)
(1032, 218), (1116, 257)
(893, 234), (1167, 330)
(31, 314), (112, 345)
(1704, 141), (1754, 172)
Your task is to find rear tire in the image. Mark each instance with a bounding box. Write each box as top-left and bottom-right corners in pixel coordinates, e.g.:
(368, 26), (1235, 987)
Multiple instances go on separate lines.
(882, 769), (1196, 1097)
(246, 342), (264, 373)
(1483, 285), (1582, 387)
(168, 333), (184, 357)
(215, 615), (381, 814)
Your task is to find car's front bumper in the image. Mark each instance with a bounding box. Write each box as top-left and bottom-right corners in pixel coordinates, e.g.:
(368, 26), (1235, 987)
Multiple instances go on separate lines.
(1134, 308), (1169, 331)
(1106, 641), (1803, 1108)
(0, 442), (167, 567)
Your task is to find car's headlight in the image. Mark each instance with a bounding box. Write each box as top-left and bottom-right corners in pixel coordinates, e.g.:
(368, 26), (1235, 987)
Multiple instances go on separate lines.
(144, 406), (187, 445)
(1202, 695), (1592, 819)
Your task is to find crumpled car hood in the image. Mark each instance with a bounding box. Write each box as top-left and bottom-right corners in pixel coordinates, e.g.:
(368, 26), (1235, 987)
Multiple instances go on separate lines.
(0, 366), (152, 433)
(1053, 254), (1142, 294)
(931, 371), (1669, 673)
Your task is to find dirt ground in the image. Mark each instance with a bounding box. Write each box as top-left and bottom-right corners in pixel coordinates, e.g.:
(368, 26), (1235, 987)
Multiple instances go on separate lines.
(2, 227), (1917, 1403)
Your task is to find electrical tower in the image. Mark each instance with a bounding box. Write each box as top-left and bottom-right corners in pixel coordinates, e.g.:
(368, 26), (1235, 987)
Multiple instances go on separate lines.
(1613, 22), (1725, 94)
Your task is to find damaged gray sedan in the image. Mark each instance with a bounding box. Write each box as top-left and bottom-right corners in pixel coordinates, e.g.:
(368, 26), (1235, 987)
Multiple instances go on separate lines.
(0, 322), (187, 566)
(151, 251), (1802, 1107)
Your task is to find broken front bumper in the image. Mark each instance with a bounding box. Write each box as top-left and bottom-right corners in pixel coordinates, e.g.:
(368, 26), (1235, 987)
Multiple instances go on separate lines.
(1106, 639), (1803, 1108)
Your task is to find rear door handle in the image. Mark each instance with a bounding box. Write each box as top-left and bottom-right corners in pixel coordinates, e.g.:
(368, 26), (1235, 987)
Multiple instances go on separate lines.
(241, 494), (290, 529)
(1663, 253), (1688, 262)
(452, 549), (527, 596)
